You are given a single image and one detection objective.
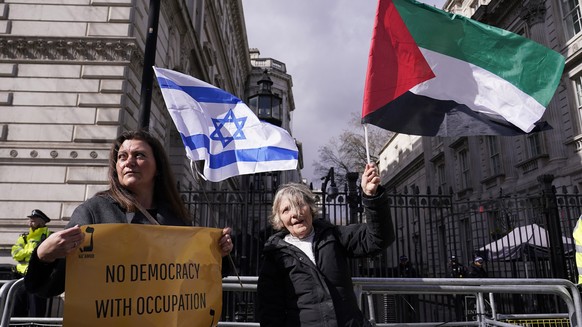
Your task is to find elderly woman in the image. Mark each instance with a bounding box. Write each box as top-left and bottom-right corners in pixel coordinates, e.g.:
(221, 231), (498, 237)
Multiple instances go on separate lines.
(25, 130), (233, 297)
(257, 163), (395, 327)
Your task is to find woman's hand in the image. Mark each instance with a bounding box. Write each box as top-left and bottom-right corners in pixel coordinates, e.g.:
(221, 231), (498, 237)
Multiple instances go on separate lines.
(361, 163), (380, 197)
(219, 227), (233, 257)
(36, 225), (85, 263)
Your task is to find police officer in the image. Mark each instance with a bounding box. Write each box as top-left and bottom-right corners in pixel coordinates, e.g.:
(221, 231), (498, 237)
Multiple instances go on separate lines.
(468, 256), (488, 278)
(11, 209), (52, 317)
(398, 255), (417, 278)
(448, 255), (467, 321)
(449, 255), (467, 278)
(397, 255), (418, 322)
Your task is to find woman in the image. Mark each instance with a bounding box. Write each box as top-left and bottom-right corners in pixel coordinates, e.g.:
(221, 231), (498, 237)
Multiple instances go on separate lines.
(257, 163), (395, 327)
(25, 130), (233, 297)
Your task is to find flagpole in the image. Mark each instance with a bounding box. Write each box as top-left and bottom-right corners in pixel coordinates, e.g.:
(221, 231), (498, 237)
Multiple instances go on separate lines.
(363, 124), (371, 164)
(200, 192), (243, 289)
(191, 162), (243, 288)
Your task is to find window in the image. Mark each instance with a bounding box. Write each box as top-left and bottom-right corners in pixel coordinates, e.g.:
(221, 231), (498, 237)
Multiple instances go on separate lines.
(437, 163), (447, 192)
(248, 97), (258, 115)
(575, 75), (582, 107)
(487, 137), (502, 175)
(562, 0), (582, 40)
(469, 0), (479, 16)
(459, 149), (471, 189)
(573, 76), (582, 133)
(527, 133), (542, 157)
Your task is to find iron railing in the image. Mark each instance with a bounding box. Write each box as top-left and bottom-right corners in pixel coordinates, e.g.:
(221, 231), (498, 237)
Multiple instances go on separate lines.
(180, 175), (581, 321)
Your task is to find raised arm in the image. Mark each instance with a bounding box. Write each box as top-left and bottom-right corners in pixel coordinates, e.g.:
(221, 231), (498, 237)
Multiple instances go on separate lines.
(336, 163), (395, 256)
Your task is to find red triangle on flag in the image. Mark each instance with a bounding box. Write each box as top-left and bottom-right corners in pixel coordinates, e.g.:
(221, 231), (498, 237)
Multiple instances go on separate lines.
(362, 0), (435, 117)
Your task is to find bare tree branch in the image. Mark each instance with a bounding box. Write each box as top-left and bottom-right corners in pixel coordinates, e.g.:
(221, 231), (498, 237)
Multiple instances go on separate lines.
(313, 113), (392, 188)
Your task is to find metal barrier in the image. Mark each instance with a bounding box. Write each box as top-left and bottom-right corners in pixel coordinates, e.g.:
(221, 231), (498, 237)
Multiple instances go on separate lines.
(0, 280), (17, 326)
(1, 277), (579, 327)
(222, 277), (581, 327)
(351, 278), (580, 327)
(502, 316), (570, 327)
(1, 278), (23, 327)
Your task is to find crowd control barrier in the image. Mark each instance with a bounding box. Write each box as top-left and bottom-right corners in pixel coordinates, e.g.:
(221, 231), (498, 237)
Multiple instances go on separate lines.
(1, 277), (579, 327)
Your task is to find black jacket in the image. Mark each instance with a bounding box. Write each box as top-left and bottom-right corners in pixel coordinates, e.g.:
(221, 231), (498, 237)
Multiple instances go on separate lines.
(257, 189), (394, 327)
(468, 263), (488, 278)
(25, 194), (188, 297)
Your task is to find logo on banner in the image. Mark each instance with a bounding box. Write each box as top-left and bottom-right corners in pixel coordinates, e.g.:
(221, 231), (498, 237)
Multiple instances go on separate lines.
(78, 226), (95, 258)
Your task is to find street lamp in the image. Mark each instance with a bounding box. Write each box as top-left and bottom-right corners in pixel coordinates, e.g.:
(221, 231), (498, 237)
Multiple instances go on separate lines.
(321, 167), (339, 220)
(138, 0), (160, 130)
(248, 70), (282, 127)
(346, 172), (360, 224)
(322, 167), (339, 201)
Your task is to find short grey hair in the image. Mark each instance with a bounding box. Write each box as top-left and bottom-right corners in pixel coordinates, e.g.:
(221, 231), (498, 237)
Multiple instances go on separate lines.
(270, 183), (318, 230)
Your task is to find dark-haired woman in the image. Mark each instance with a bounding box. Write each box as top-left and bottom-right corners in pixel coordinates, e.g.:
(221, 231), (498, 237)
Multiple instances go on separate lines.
(25, 130), (233, 297)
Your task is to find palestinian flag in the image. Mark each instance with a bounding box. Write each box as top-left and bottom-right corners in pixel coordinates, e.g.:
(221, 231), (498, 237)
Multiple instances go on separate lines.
(361, 0), (565, 137)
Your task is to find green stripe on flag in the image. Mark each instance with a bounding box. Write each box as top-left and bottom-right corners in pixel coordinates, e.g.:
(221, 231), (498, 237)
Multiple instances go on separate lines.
(393, 0), (565, 107)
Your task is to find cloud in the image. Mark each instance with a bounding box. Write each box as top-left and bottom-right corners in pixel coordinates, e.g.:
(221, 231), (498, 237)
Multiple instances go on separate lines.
(243, 0), (445, 185)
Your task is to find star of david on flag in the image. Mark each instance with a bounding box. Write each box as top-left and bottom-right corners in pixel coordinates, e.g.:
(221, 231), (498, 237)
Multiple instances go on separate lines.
(153, 67), (299, 182)
(210, 109), (247, 147)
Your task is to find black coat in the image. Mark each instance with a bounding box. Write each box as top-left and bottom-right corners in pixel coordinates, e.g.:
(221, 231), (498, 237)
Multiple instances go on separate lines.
(450, 263), (468, 278)
(257, 189), (395, 327)
(468, 263), (488, 278)
(24, 194), (188, 298)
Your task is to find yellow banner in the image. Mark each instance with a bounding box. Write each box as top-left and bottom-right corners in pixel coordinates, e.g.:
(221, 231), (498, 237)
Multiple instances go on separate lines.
(64, 224), (223, 327)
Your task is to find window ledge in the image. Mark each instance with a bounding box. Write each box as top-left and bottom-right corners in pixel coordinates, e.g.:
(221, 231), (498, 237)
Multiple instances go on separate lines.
(515, 154), (549, 174)
(480, 173), (506, 189)
(457, 187), (473, 199)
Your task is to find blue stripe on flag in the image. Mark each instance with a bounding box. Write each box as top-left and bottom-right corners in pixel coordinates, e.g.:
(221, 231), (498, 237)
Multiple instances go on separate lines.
(180, 133), (209, 150)
(210, 147), (299, 169)
(157, 77), (241, 104)
(181, 133), (298, 169)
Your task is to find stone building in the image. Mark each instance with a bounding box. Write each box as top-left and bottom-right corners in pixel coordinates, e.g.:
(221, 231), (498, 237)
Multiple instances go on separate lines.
(0, 1), (300, 264)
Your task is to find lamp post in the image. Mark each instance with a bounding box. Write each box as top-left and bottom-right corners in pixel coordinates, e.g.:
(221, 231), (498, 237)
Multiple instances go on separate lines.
(248, 70), (282, 127)
(346, 172), (360, 224)
(138, 0), (160, 130)
(321, 167), (339, 220)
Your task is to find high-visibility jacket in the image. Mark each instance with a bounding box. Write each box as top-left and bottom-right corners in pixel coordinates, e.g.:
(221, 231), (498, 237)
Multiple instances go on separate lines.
(11, 227), (52, 276)
(574, 217), (582, 284)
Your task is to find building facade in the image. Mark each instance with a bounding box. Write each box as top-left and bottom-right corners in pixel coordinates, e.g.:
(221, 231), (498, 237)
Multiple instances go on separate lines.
(0, 1), (300, 264)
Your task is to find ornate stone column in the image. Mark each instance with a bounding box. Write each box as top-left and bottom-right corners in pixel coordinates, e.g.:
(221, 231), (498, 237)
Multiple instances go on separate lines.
(521, 0), (566, 162)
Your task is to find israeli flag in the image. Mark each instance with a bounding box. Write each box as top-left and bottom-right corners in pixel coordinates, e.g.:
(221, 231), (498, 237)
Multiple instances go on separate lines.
(153, 67), (299, 182)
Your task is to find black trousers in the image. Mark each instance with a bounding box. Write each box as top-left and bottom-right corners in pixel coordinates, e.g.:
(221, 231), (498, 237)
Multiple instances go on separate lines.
(12, 277), (48, 317)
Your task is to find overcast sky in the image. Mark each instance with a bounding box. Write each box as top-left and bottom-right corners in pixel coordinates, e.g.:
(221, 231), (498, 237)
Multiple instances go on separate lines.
(242, 0), (446, 186)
